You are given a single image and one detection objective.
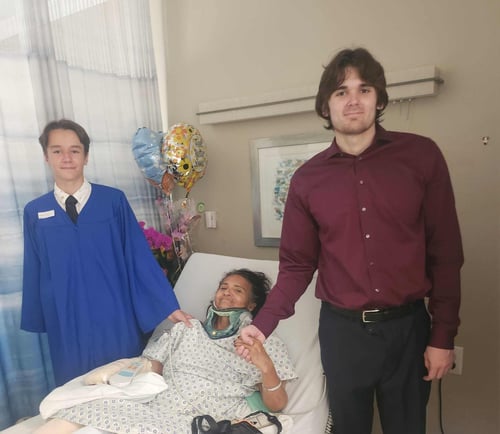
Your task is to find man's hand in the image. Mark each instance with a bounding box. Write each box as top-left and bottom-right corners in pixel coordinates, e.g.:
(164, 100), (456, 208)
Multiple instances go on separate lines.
(167, 309), (193, 327)
(423, 345), (455, 381)
(235, 325), (265, 360)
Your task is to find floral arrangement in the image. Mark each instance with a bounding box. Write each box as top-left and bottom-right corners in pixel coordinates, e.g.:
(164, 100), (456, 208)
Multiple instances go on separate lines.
(139, 198), (200, 286)
(156, 197), (200, 262)
(139, 221), (178, 284)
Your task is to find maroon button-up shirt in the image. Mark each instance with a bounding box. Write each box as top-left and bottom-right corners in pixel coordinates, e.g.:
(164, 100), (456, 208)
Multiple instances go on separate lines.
(253, 126), (463, 349)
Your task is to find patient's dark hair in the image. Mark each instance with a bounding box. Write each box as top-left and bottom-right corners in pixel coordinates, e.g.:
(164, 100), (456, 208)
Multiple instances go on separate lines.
(39, 119), (91, 155)
(220, 269), (271, 317)
(315, 47), (388, 130)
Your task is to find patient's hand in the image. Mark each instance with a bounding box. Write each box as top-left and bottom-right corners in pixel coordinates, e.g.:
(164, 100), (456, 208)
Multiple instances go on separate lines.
(235, 325), (265, 361)
(168, 309), (193, 327)
(149, 359), (164, 375)
(234, 336), (272, 371)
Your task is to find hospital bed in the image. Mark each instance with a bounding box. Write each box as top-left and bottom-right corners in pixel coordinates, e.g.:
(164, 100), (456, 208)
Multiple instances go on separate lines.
(2, 252), (331, 433)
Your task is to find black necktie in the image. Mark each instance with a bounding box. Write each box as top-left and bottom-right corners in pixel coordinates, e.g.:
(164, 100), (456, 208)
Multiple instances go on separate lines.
(65, 195), (78, 223)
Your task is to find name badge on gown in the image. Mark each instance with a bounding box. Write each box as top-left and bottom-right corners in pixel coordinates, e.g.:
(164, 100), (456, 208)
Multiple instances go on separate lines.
(38, 210), (55, 219)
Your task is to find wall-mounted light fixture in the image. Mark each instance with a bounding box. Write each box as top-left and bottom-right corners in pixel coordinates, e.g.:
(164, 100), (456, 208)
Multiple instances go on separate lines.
(197, 65), (443, 125)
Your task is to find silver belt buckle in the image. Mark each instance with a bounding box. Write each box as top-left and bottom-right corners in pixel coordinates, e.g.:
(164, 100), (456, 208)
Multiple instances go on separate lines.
(362, 309), (380, 323)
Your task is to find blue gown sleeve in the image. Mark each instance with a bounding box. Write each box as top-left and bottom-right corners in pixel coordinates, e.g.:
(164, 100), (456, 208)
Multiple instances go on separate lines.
(21, 204), (46, 332)
(118, 192), (181, 333)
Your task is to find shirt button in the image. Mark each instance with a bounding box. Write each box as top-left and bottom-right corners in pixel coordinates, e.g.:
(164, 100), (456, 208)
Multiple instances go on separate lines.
(369, 261), (375, 266)
(359, 180), (364, 185)
(358, 156), (363, 161)
(374, 288), (380, 293)
(365, 234), (371, 239)
(361, 207), (367, 212)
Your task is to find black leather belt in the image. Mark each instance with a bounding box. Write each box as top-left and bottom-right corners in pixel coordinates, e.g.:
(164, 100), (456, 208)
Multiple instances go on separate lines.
(325, 300), (424, 323)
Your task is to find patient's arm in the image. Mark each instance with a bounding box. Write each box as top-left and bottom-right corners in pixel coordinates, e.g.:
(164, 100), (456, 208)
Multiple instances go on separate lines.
(234, 337), (288, 412)
(84, 359), (131, 385)
(84, 357), (153, 385)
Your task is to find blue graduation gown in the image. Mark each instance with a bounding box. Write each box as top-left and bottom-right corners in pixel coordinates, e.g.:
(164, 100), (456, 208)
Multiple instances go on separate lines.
(21, 184), (180, 386)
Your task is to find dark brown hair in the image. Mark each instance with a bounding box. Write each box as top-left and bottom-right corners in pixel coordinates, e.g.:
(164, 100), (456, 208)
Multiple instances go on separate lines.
(219, 269), (271, 316)
(39, 119), (91, 155)
(315, 48), (388, 130)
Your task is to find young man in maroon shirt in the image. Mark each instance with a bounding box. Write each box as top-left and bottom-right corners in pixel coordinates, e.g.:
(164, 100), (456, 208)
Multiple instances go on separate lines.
(238, 48), (463, 433)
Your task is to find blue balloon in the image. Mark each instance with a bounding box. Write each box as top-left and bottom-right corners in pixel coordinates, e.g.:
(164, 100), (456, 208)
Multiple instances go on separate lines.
(131, 127), (166, 185)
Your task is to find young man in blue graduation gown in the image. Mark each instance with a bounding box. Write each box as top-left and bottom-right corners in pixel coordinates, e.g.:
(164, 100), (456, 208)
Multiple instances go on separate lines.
(21, 119), (192, 386)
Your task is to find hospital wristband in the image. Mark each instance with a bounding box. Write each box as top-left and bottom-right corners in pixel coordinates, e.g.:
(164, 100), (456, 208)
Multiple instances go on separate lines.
(263, 380), (282, 392)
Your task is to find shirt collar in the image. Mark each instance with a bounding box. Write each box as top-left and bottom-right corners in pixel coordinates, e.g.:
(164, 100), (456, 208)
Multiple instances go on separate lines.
(325, 124), (392, 158)
(54, 179), (91, 205)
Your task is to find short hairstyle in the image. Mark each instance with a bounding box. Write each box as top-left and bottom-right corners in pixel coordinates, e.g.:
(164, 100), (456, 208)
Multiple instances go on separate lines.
(219, 269), (272, 317)
(39, 119), (91, 155)
(315, 47), (389, 130)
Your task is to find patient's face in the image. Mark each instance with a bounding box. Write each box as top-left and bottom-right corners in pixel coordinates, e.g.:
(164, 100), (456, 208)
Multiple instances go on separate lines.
(214, 274), (256, 312)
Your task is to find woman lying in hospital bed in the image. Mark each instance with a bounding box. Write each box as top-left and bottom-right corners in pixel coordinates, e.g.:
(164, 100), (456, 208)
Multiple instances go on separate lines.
(34, 269), (297, 434)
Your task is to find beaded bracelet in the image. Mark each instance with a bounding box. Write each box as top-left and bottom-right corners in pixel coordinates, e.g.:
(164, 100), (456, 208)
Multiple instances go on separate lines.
(263, 380), (282, 392)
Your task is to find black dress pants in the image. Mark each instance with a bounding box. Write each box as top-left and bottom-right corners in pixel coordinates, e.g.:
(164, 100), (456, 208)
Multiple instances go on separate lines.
(319, 302), (431, 434)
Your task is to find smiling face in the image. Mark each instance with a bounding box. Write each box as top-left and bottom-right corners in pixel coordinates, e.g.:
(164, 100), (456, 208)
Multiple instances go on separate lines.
(214, 274), (256, 313)
(45, 128), (88, 191)
(327, 67), (379, 141)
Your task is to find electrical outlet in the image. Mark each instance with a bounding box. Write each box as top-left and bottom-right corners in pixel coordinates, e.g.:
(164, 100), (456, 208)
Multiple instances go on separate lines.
(450, 346), (463, 375)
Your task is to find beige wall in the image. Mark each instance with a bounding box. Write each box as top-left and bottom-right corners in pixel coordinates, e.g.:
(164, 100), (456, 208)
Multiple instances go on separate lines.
(164, 1), (499, 433)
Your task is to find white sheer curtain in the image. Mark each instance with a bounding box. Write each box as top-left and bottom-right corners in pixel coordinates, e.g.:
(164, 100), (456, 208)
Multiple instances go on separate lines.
(0, 0), (164, 427)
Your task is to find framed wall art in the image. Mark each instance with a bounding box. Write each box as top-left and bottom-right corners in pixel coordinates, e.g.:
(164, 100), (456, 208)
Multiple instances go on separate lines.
(250, 132), (332, 247)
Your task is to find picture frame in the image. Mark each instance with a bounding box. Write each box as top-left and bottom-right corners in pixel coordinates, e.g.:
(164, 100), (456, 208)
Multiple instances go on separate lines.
(250, 132), (332, 247)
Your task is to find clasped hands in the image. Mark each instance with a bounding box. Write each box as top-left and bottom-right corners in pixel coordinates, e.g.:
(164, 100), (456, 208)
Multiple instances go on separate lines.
(234, 325), (267, 366)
